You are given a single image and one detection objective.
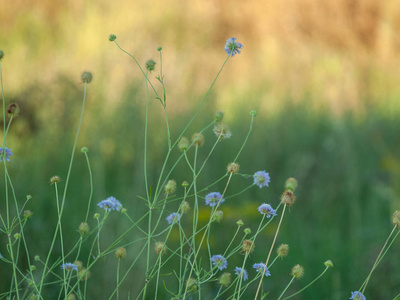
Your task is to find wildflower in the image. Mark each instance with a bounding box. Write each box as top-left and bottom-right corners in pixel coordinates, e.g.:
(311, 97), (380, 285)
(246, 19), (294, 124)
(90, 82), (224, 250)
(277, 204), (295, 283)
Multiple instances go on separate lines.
(97, 196), (122, 211)
(281, 190), (296, 206)
(350, 291), (366, 300)
(7, 103), (20, 117)
(219, 272), (231, 287)
(234, 267), (248, 281)
(164, 180), (177, 194)
(81, 71), (93, 83)
(211, 255), (228, 270)
(192, 133), (205, 147)
(253, 262), (271, 277)
(291, 264), (304, 279)
(213, 123), (232, 140)
(253, 171), (270, 188)
(0, 147), (13, 162)
(146, 59), (156, 72)
(258, 203), (277, 218)
(277, 244), (289, 258)
(61, 263), (79, 271)
(155, 242), (167, 255)
(285, 177), (298, 192)
(242, 239), (255, 254)
(108, 34), (116, 41)
(225, 37), (243, 57)
(166, 212), (181, 224)
(227, 162), (240, 174)
(115, 247), (127, 259)
(205, 192), (225, 207)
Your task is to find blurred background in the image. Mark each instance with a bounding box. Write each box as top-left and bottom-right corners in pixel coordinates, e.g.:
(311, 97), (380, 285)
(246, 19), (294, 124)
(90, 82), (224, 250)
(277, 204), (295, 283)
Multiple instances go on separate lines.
(1, 0), (400, 299)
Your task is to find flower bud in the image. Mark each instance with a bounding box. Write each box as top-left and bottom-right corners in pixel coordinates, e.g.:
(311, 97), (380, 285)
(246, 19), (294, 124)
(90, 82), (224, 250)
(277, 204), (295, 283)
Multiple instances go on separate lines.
(213, 210), (223, 223)
(0, 50), (4, 61)
(146, 59), (156, 72)
(219, 272), (231, 287)
(29, 294), (38, 300)
(244, 228), (251, 235)
(67, 294), (76, 300)
(79, 222), (90, 235)
(30, 265), (36, 271)
(26, 195), (32, 200)
(157, 46), (162, 51)
(281, 190), (296, 206)
(24, 210), (33, 219)
(192, 133), (205, 147)
(94, 213), (100, 219)
(155, 242), (167, 255)
(291, 264), (304, 279)
(178, 137), (190, 152)
(108, 34), (116, 41)
(214, 111), (224, 122)
(34, 255), (40, 261)
(81, 71), (93, 83)
(50, 176), (61, 185)
(115, 247), (127, 259)
(164, 180), (177, 194)
(242, 239), (255, 254)
(249, 110), (257, 117)
(14, 233), (21, 239)
(181, 180), (189, 187)
(277, 244), (289, 258)
(121, 208), (127, 214)
(236, 220), (244, 226)
(81, 147), (89, 153)
(7, 103), (19, 117)
(227, 162), (240, 174)
(392, 210), (400, 227)
(180, 201), (190, 214)
(324, 260), (333, 268)
(285, 178), (298, 192)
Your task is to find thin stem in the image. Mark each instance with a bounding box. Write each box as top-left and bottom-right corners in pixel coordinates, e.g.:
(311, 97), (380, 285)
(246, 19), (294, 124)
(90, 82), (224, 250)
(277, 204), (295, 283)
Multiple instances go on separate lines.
(277, 277), (295, 300)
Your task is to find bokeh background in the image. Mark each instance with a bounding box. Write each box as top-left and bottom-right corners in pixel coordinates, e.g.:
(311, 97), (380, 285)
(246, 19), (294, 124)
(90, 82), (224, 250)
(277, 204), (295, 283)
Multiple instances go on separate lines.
(1, 0), (400, 299)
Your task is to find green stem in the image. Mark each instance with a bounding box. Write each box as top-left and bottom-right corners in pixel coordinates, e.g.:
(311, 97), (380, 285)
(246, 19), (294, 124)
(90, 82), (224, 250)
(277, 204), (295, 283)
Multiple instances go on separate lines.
(277, 277), (295, 300)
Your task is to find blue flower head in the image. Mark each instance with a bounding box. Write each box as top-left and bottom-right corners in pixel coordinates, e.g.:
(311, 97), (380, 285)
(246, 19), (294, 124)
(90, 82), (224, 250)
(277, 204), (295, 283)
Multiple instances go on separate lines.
(0, 147), (13, 162)
(234, 267), (248, 281)
(61, 263), (78, 271)
(166, 213), (181, 225)
(253, 262), (271, 277)
(205, 192), (225, 207)
(253, 171), (270, 188)
(258, 203), (277, 218)
(211, 255), (228, 271)
(350, 291), (366, 300)
(225, 38), (243, 57)
(97, 196), (122, 211)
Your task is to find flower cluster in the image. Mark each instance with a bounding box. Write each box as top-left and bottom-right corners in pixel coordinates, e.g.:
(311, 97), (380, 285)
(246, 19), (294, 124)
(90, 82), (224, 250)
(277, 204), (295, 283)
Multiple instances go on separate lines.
(258, 203), (277, 218)
(234, 267), (248, 281)
(205, 192), (225, 207)
(211, 255), (228, 271)
(61, 263), (78, 271)
(0, 147), (13, 162)
(253, 262), (271, 277)
(97, 196), (122, 211)
(253, 171), (270, 188)
(350, 291), (366, 300)
(225, 38), (243, 57)
(166, 213), (181, 224)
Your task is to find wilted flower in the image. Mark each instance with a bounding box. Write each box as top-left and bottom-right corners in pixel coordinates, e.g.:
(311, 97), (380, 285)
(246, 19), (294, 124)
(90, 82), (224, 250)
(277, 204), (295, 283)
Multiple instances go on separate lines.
(211, 255), (228, 270)
(253, 171), (270, 188)
(166, 213), (181, 224)
(0, 147), (13, 162)
(225, 38), (243, 56)
(205, 192), (225, 207)
(234, 267), (248, 281)
(258, 203), (277, 218)
(252, 262), (271, 277)
(97, 196), (122, 211)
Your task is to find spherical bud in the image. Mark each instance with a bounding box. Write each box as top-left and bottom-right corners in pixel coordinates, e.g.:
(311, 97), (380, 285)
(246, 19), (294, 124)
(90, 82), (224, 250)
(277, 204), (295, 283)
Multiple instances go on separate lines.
(49, 176), (61, 185)
(186, 278), (197, 292)
(285, 178), (298, 192)
(242, 239), (255, 254)
(7, 103), (20, 117)
(218, 272), (231, 287)
(236, 220), (244, 226)
(27, 279), (34, 286)
(108, 34), (116, 41)
(26, 195), (32, 200)
(249, 110), (257, 117)
(79, 222), (90, 235)
(121, 208), (127, 214)
(178, 137), (190, 152)
(214, 111), (224, 123)
(180, 201), (190, 214)
(244, 228), (251, 235)
(392, 210), (400, 227)
(81, 71), (93, 84)
(155, 242), (167, 255)
(157, 46), (162, 51)
(34, 255), (40, 261)
(212, 210), (223, 223)
(146, 59), (156, 72)
(29, 294), (38, 300)
(78, 268), (91, 281)
(74, 260), (83, 271)
(227, 162), (240, 174)
(164, 180), (177, 194)
(0, 50), (4, 61)
(115, 247), (127, 259)
(324, 260), (333, 268)
(24, 210), (33, 219)
(181, 181), (189, 187)
(277, 244), (289, 258)
(192, 133), (205, 147)
(66, 294), (76, 300)
(94, 213), (100, 219)
(81, 147), (89, 153)
(14, 233), (21, 239)
(213, 123), (232, 140)
(281, 190), (296, 206)
(291, 264), (304, 279)
(30, 265), (36, 271)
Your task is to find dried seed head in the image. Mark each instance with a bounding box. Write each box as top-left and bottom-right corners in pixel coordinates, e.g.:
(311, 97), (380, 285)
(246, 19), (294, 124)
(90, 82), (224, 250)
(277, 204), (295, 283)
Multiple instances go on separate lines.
(277, 244), (289, 258)
(49, 176), (61, 185)
(180, 201), (190, 214)
(291, 264), (304, 279)
(164, 180), (177, 194)
(155, 242), (167, 255)
(281, 190), (296, 206)
(7, 103), (20, 117)
(227, 162), (240, 174)
(242, 239), (255, 254)
(178, 137), (190, 152)
(115, 247), (127, 259)
(392, 210), (400, 228)
(192, 133), (205, 147)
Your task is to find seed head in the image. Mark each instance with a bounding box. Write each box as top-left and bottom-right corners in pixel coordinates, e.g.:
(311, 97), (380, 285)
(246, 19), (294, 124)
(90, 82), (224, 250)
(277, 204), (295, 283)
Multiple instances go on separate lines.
(291, 264), (304, 279)
(213, 123), (232, 140)
(285, 177), (298, 192)
(115, 247), (127, 259)
(155, 242), (167, 255)
(212, 210), (223, 223)
(392, 210), (400, 227)
(49, 176), (61, 185)
(180, 201), (190, 214)
(164, 180), (177, 194)
(218, 272), (231, 287)
(108, 34), (116, 41)
(277, 244), (289, 258)
(78, 268), (91, 281)
(178, 137), (190, 152)
(242, 239), (255, 254)
(146, 59), (156, 72)
(66, 294), (76, 300)
(192, 133), (205, 147)
(7, 103), (20, 117)
(81, 71), (93, 84)
(24, 210), (33, 219)
(227, 162), (240, 174)
(79, 222), (90, 235)
(281, 190), (296, 206)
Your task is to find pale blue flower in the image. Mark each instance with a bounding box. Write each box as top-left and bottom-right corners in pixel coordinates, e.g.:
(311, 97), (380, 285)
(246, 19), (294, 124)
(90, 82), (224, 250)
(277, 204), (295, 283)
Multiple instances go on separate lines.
(205, 192), (225, 207)
(225, 38), (243, 57)
(234, 267), (248, 281)
(253, 262), (271, 277)
(0, 147), (13, 162)
(61, 263), (78, 271)
(350, 291), (366, 300)
(97, 196), (122, 211)
(211, 255), (228, 271)
(166, 213), (181, 224)
(253, 171), (270, 188)
(258, 203), (277, 218)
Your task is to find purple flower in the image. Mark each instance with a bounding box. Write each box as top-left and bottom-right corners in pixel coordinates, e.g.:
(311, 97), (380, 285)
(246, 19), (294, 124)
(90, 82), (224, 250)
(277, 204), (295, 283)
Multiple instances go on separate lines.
(61, 263), (78, 271)
(166, 213), (181, 225)
(0, 147), (13, 162)
(253, 171), (270, 188)
(211, 255), (228, 271)
(253, 262), (271, 277)
(234, 267), (248, 281)
(350, 291), (366, 300)
(97, 196), (122, 211)
(258, 203), (277, 218)
(225, 38), (243, 57)
(205, 192), (225, 207)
